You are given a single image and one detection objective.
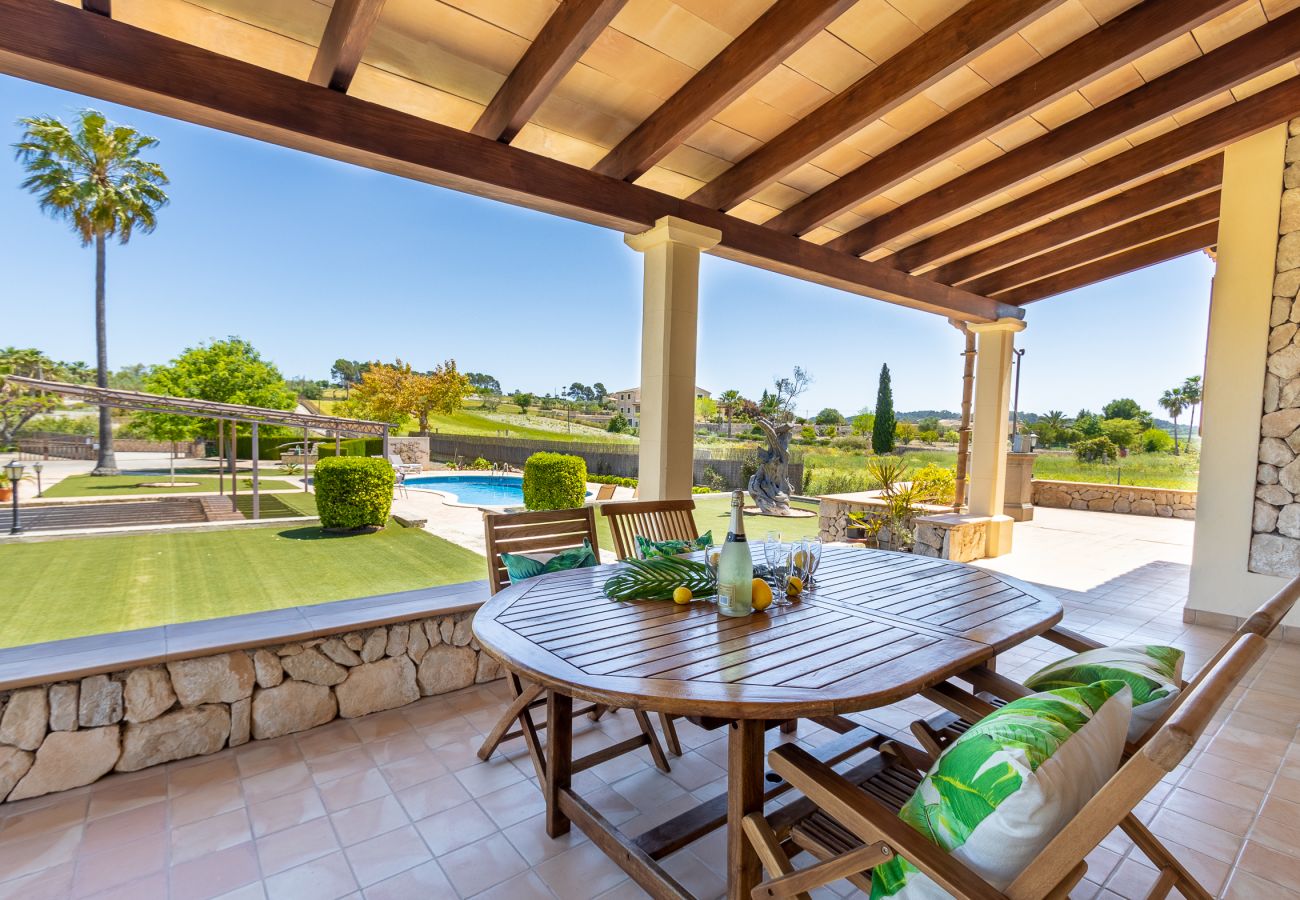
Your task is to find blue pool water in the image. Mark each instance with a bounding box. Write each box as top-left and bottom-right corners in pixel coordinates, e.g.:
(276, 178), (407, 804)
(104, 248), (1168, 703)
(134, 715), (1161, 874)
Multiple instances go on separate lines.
(405, 473), (593, 508)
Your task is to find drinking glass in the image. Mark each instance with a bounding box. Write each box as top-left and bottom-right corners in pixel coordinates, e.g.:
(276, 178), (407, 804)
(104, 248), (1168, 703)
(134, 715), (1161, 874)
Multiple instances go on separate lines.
(797, 537), (823, 590)
(762, 531), (783, 573)
(768, 540), (796, 608)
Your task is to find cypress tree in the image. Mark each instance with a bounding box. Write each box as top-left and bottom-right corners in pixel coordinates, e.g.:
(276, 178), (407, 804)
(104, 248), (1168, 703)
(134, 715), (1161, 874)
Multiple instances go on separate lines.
(872, 364), (896, 454)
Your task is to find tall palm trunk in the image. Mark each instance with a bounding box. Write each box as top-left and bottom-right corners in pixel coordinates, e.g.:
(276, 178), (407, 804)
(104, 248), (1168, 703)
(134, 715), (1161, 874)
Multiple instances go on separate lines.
(1171, 414), (1180, 455)
(1185, 404), (1195, 454)
(91, 231), (119, 475)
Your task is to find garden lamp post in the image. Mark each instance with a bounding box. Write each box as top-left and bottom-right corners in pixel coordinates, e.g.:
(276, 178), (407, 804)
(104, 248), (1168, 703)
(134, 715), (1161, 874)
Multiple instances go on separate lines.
(33, 460), (43, 497)
(6, 460), (25, 535)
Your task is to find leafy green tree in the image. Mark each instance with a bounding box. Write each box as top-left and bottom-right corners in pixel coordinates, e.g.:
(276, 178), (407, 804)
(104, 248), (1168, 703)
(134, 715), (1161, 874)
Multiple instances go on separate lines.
(466, 372), (501, 395)
(1100, 418), (1141, 452)
(1157, 387), (1187, 455)
(145, 338), (294, 439)
(815, 408), (845, 426)
(918, 415), (940, 434)
(592, 382), (608, 404)
(771, 367), (812, 420)
(16, 109), (169, 475)
(511, 391), (534, 413)
(1102, 397), (1153, 429)
(895, 421), (919, 444)
(851, 412), (875, 436)
(607, 412), (629, 433)
(695, 396), (718, 421)
(872, 364), (896, 454)
(1141, 427), (1174, 453)
(1180, 375), (1202, 452)
(1075, 410), (1103, 438)
(330, 359), (369, 396)
(1033, 410), (1069, 447)
(0, 348), (67, 445)
(110, 363), (151, 391)
(717, 389), (742, 436)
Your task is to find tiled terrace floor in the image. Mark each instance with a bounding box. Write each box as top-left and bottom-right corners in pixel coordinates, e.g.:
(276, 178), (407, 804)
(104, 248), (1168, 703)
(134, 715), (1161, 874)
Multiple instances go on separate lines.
(1, 509), (1298, 899)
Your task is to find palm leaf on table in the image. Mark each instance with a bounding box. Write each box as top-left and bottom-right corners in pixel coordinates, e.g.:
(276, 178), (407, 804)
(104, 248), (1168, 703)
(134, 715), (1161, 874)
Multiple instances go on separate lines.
(603, 557), (717, 601)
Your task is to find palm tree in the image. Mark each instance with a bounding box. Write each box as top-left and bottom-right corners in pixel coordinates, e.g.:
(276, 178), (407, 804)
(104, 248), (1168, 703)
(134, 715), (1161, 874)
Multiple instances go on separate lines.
(1180, 375), (1203, 453)
(1040, 409), (1068, 447)
(1158, 388), (1186, 455)
(15, 110), (169, 475)
(718, 389), (742, 437)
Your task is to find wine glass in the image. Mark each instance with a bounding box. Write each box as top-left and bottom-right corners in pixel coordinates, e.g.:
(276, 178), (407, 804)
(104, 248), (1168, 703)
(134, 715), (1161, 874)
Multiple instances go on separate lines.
(796, 537), (823, 591)
(767, 539), (796, 608)
(762, 530), (783, 574)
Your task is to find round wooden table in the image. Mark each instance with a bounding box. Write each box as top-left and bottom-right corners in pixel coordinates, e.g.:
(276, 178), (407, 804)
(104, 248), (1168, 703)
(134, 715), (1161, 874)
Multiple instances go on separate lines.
(474, 545), (1062, 900)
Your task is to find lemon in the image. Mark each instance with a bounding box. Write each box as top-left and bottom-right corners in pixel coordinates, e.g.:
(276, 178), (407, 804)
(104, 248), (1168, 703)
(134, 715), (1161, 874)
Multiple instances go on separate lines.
(673, 586), (692, 605)
(786, 575), (804, 596)
(793, 550), (807, 570)
(751, 578), (773, 611)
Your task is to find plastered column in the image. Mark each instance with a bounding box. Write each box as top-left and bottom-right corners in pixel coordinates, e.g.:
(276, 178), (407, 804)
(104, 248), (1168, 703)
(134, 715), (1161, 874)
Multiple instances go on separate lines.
(625, 217), (721, 500)
(967, 317), (1026, 557)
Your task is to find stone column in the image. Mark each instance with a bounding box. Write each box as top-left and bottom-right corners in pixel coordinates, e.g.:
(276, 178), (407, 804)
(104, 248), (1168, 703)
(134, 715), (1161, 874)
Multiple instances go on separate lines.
(967, 317), (1026, 557)
(1189, 122), (1295, 627)
(625, 217), (721, 501)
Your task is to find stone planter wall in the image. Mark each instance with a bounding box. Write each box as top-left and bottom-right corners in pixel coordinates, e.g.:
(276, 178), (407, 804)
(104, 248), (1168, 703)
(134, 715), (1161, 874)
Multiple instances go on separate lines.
(0, 611), (500, 803)
(818, 496), (989, 562)
(1252, 118), (1300, 576)
(1031, 480), (1196, 518)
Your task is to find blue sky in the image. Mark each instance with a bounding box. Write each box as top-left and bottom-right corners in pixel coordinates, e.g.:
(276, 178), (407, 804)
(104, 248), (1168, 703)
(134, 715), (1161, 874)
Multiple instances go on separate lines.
(1, 74), (1215, 419)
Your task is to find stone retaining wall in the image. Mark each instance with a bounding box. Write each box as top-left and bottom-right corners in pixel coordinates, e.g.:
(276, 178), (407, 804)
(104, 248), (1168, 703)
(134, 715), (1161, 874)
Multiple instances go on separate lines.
(818, 495), (989, 562)
(1031, 479), (1196, 519)
(0, 611), (500, 803)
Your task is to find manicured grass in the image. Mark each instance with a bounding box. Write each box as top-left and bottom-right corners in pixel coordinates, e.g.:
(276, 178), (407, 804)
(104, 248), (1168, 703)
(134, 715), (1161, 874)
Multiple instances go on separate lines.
(0, 522), (485, 648)
(231, 492), (318, 518)
(42, 474), (298, 498)
(313, 400), (632, 444)
(591, 494), (822, 554)
(801, 447), (1199, 491)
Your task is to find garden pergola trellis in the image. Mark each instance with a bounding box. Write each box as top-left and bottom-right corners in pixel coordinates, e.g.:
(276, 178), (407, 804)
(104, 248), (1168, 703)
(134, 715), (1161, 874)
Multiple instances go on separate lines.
(3, 375), (392, 520)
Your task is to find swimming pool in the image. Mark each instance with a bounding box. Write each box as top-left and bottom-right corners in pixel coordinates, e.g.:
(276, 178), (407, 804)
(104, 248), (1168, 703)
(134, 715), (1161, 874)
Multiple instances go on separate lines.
(404, 473), (592, 508)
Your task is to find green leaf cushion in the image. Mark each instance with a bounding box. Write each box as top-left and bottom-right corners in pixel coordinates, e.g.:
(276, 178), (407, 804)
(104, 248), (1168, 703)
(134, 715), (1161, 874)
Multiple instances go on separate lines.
(501, 540), (597, 583)
(635, 531), (713, 559)
(870, 681), (1132, 899)
(1023, 645), (1184, 742)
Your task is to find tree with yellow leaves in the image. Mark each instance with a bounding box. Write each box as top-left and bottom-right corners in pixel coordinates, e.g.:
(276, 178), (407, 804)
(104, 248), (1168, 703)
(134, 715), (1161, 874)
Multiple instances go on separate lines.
(347, 359), (471, 432)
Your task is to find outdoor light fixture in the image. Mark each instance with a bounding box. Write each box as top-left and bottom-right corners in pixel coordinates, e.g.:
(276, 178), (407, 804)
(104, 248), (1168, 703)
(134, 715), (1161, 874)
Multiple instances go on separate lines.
(32, 460), (43, 497)
(6, 460), (25, 535)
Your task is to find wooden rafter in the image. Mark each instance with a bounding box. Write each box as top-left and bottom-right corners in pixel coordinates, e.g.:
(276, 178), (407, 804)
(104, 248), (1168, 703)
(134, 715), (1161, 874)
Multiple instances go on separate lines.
(830, 7), (1300, 257)
(766, 0), (1239, 238)
(592, 0), (856, 182)
(686, 0), (1065, 212)
(0, 0), (1012, 324)
(472, 0), (627, 143)
(967, 192), (1221, 297)
(998, 222), (1220, 305)
(926, 156), (1223, 285)
(307, 0), (385, 93)
(81, 0), (109, 14)
(888, 75), (1300, 273)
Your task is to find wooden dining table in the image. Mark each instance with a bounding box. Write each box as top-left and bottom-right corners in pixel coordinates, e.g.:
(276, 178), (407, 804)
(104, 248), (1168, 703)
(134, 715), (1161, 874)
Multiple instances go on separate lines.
(473, 545), (1062, 900)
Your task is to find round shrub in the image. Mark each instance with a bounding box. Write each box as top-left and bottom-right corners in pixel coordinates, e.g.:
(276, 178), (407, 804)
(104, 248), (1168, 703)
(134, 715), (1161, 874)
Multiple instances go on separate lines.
(1073, 435), (1119, 463)
(1140, 427), (1174, 453)
(523, 452), (588, 510)
(314, 456), (394, 530)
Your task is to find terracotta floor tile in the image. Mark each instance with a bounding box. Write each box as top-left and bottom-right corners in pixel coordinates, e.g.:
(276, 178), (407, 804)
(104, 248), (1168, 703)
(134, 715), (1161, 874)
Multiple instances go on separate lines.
(241, 762), (313, 805)
(1149, 808), (1243, 864)
(535, 841), (633, 900)
(0, 824), (84, 881)
(503, 812), (590, 866)
(0, 795), (88, 842)
(363, 733), (428, 767)
(81, 800), (168, 855)
(476, 778), (547, 829)
(87, 772), (168, 820)
(377, 750), (446, 792)
(255, 816), (339, 875)
(171, 780), (246, 828)
(168, 842), (262, 900)
(169, 756), (242, 798)
(235, 740), (303, 779)
(0, 862), (75, 900)
(394, 772), (472, 820)
(263, 849), (358, 900)
(309, 748), (376, 785)
(453, 757), (526, 797)
(359, 859), (454, 900)
(318, 768), (391, 813)
(1161, 787), (1257, 836)
(247, 787), (326, 838)
(171, 808), (254, 864)
(1248, 813), (1300, 858)
(413, 799), (497, 855)
(1224, 869), (1300, 900)
(344, 823), (432, 887)
(330, 794), (410, 847)
(473, 870), (561, 900)
(296, 723), (361, 762)
(82, 872), (169, 900)
(437, 831), (530, 897)
(1237, 838), (1300, 893)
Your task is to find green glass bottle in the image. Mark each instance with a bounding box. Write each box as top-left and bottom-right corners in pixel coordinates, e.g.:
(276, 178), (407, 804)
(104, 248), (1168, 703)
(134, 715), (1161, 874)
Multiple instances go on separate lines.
(716, 490), (753, 617)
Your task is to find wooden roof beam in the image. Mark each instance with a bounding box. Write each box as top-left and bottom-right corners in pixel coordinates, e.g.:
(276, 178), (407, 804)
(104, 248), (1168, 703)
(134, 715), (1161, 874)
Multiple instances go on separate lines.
(307, 0), (385, 93)
(889, 73), (1300, 273)
(926, 156), (1223, 285)
(831, 7), (1300, 257)
(592, 0), (856, 182)
(998, 222), (1219, 305)
(686, 0), (1065, 212)
(767, 0), (1238, 238)
(0, 0), (1013, 324)
(966, 191), (1221, 296)
(472, 0), (628, 143)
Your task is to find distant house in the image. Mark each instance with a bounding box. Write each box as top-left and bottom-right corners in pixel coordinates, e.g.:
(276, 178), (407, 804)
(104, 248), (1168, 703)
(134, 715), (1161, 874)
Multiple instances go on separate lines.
(611, 386), (711, 428)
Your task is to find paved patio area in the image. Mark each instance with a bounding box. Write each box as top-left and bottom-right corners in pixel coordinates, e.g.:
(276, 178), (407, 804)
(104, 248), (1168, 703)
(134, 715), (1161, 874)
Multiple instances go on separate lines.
(1, 509), (1296, 899)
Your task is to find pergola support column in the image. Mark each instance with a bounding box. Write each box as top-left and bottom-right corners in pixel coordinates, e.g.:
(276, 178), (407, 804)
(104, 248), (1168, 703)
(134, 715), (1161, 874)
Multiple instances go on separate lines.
(625, 216), (721, 501)
(967, 317), (1026, 557)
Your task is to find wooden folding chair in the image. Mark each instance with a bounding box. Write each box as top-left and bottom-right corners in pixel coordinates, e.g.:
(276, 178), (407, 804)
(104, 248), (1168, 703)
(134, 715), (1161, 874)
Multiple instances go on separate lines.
(477, 507), (672, 775)
(594, 483), (617, 501)
(910, 573), (1300, 760)
(745, 632), (1270, 900)
(600, 497), (702, 561)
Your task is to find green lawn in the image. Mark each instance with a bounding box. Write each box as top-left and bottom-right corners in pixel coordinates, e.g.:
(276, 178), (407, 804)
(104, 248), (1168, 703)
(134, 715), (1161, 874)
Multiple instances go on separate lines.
(0, 522), (485, 648)
(314, 400), (632, 444)
(43, 474), (299, 498)
(592, 495), (822, 553)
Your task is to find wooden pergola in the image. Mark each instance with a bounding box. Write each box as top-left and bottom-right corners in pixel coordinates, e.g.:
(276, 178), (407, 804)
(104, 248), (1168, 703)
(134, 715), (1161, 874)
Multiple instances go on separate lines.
(5, 375), (392, 519)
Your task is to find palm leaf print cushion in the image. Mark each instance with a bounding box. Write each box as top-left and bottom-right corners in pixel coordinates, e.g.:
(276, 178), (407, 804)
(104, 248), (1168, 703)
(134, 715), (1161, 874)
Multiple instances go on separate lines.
(635, 532), (712, 559)
(870, 680), (1132, 899)
(1023, 645), (1184, 742)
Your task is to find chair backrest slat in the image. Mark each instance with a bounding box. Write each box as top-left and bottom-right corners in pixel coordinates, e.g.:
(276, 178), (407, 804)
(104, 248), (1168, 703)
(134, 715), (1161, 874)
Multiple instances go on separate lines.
(482, 507), (600, 595)
(599, 499), (699, 560)
(1006, 633), (1269, 899)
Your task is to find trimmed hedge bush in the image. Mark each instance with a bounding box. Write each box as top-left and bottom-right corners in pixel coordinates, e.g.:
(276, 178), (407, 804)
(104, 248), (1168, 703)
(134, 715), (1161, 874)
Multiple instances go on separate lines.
(314, 456), (394, 529)
(315, 438), (384, 457)
(523, 452), (588, 510)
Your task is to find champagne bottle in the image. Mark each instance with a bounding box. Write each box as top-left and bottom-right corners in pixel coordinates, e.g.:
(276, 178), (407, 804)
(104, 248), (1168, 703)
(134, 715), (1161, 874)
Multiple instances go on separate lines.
(716, 490), (753, 617)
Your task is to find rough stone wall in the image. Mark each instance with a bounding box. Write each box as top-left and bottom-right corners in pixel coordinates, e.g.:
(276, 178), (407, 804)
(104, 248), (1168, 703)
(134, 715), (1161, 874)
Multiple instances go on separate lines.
(389, 436), (430, 468)
(818, 498), (987, 562)
(0, 611), (501, 803)
(1251, 119), (1300, 577)
(1031, 480), (1195, 519)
